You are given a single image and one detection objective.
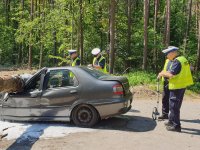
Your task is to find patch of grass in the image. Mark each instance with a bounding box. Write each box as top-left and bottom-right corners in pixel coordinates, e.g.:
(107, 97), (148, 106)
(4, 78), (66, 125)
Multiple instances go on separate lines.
(124, 71), (157, 86)
(124, 71), (200, 95)
(187, 82), (200, 94)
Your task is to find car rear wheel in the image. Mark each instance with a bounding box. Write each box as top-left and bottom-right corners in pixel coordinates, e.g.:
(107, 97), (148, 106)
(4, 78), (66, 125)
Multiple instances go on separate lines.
(71, 104), (98, 127)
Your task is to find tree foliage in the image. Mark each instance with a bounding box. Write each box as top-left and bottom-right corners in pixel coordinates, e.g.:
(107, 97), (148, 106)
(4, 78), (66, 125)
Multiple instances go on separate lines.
(0, 0), (199, 75)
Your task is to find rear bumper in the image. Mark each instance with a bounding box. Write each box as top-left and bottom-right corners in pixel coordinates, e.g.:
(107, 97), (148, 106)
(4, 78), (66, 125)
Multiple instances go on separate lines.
(94, 94), (133, 119)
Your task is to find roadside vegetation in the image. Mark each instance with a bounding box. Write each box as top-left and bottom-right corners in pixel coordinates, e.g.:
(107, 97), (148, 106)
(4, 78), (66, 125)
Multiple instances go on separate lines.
(0, 1), (200, 73)
(0, 1), (199, 95)
(125, 71), (200, 95)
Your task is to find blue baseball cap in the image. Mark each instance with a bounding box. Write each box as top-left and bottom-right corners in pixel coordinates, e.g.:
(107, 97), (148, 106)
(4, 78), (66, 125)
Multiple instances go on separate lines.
(162, 46), (179, 55)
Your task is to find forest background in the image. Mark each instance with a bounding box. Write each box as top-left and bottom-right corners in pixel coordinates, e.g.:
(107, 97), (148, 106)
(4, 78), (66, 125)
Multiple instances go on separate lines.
(0, 0), (200, 93)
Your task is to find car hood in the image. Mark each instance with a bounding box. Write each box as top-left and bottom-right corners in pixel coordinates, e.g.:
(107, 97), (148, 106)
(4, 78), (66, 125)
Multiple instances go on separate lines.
(99, 76), (130, 94)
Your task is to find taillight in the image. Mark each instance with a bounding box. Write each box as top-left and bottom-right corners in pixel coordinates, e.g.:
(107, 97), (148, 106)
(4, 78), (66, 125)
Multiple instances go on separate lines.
(113, 84), (124, 95)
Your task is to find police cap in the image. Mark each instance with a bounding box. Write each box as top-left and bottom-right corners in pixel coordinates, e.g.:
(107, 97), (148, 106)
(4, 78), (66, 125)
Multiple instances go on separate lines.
(162, 46), (179, 55)
(68, 49), (77, 55)
(91, 48), (101, 55)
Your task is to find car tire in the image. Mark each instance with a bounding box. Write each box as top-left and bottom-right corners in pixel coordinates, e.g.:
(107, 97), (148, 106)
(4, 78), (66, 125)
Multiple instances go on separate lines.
(71, 104), (99, 127)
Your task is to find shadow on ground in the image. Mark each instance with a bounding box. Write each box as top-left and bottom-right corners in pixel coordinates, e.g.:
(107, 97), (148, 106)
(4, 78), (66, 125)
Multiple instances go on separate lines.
(128, 109), (140, 113)
(95, 114), (157, 132)
(5, 108), (68, 150)
(6, 122), (63, 150)
(181, 119), (200, 124)
(4, 111), (156, 150)
(181, 119), (200, 136)
(181, 127), (200, 136)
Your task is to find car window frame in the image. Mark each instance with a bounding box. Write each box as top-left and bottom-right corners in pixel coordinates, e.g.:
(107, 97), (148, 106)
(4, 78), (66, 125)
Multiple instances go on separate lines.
(24, 68), (47, 92)
(81, 67), (110, 79)
(44, 69), (79, 90)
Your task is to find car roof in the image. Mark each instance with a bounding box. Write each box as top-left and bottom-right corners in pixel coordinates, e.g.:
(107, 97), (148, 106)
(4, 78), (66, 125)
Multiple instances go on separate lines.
(47, 66), (87, 71)
(24, 66), (88, 88)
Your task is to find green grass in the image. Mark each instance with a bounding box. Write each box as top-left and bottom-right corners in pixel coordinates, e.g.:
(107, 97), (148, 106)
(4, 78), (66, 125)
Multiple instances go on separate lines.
(124, 71), (157, 86)
(124, 71), (200, 95)
(187, 82), (200, 94)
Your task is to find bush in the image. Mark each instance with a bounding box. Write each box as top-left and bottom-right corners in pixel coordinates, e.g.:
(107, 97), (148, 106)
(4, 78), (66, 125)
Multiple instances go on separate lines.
(124, 71), (157, 86)
(188, 82), (200, 94)
(125, 71), (200, 94)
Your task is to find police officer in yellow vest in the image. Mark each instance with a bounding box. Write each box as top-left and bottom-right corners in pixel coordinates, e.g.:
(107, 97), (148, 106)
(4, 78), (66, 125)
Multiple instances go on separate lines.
(68, 49), (81, 66)
(158, 46), (193, 132)
(157, 57), (171, 121)
(91, 48), (107, 73)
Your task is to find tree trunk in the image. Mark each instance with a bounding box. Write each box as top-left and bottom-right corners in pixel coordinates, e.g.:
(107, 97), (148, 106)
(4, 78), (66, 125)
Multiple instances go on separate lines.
(126, 0), (132, 68)
(18, 0), (25, 65)
(35, 0), (38, 15)
(5, 0), (10, 26)
(79, 0), (84, 65)
(39, 0), (45, 69)
(71, 1), (74, 49)
(124, 0), (132, 69)
(109, 0), (116, 74)
(53, 30), (57, 65)
(51, 0), (57, 66)
(183, 0), (193, 54)
(153, 0), (159, 72)
(164, 0), (170, 47)
(99, 6), (103, 50)
(28, 0), (34, 70)
(197, 1), (200, 71)
(195, 1), (198, 37)
(142, 0), (149, 70)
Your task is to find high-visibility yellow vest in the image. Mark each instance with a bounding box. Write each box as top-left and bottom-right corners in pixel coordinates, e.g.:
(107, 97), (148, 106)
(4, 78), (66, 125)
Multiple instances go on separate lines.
(71, 57), (80, 66)
(92, 57), (97, 66)
(70, 57), (80, 77)
(168, 56), (193, 90)
(92, 56), (108, 73)
(162, 59), (170, 82)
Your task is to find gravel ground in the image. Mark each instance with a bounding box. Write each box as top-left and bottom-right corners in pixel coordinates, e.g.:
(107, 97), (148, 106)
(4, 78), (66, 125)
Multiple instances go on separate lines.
(0, 95), (200, 150)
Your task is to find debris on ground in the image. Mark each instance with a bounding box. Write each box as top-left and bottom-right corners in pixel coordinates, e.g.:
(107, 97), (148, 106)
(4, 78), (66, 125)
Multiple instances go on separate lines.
(131, 85), (157, 99)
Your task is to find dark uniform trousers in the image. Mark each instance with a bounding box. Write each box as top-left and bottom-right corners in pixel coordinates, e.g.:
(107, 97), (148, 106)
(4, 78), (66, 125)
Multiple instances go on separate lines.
(169, 88), (186, 128)
(162, 82), (169, 116)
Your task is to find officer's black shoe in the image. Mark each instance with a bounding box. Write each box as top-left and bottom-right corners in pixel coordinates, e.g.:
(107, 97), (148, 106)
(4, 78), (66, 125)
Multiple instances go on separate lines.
(164, 121), (173, 127)
(166, 126), (181, 132)
(158, 115), (168, 120)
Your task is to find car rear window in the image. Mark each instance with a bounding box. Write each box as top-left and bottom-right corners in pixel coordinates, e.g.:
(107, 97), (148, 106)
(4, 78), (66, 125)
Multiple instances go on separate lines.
(82, 67), (110, 79)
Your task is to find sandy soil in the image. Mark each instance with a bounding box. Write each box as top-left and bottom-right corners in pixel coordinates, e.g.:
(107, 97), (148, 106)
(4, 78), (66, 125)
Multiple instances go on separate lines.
(0, 94), (200, 150)
(0, 70), (36, 76)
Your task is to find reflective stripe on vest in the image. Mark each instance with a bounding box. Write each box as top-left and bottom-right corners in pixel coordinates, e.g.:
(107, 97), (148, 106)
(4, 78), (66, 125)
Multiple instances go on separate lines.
(93, 57), (97, 66)
(72, 57), (80, 66)
(168, 56), (193, 90)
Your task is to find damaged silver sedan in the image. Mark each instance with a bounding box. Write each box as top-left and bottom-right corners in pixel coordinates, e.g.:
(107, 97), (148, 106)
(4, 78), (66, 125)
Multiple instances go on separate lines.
(0, 67), (132, 127)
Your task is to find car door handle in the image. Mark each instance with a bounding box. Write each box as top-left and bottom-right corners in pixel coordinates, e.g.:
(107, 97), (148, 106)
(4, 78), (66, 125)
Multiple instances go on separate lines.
(70, 90), (77, 94)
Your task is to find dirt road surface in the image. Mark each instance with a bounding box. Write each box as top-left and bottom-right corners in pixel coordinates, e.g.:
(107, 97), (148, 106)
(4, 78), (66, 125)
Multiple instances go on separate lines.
(0, 94), (200, 150)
